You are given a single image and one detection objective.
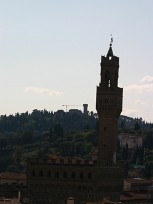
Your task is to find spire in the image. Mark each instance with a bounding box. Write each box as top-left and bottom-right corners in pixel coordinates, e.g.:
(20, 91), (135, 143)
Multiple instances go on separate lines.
(107, 35), (113, 57)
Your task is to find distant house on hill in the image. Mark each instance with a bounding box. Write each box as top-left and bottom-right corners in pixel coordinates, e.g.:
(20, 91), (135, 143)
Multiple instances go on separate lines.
(118, 133), (143, 150)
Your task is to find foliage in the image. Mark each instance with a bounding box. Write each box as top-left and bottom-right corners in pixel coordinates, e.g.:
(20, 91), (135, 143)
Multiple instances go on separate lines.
(0, 109), (152, 173)
(6, 165), (19, 172)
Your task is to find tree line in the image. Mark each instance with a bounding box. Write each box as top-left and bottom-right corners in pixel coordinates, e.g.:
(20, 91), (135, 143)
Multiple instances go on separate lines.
(0, 108), (153, 174)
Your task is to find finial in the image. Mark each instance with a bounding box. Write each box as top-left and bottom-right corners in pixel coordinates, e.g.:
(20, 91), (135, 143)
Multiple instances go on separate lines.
(110, 34), (113, 47)
(107, 35), (113, 57)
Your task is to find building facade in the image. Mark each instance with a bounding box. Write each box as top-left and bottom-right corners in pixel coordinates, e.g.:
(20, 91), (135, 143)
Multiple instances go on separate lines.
(118, 133), (143, 150)
(26, 42), (124, 204)
(0, 172), (26, 199)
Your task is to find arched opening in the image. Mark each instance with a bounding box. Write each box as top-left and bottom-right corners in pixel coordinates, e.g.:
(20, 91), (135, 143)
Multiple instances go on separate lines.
(108, 79), (111, 87)
(67, 197), (74, 204)
(105, 70), (111, 88)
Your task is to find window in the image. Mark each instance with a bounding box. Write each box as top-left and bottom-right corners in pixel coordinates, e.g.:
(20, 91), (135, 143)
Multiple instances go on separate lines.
(47, 171), (51, 177)
(88, 173), (92, 179)
(39, 171), (43, 177)
(63, 171), (67, 178)
(55, 171), (59, 178)
(108, 80), (111, 87)
(72, 172), (75, 179)
(80, 172), (84, 179)
(105, 70), (111, 87)
(105, 99), (108, 103)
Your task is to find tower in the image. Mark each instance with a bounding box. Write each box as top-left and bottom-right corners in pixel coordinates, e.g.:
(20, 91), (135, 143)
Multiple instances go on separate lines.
(96, 39), (123, 165)
(83, 104), (88, 114)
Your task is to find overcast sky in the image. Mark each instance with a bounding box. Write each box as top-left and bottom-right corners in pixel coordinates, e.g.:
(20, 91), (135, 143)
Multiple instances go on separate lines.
(0, 0), (153, 122)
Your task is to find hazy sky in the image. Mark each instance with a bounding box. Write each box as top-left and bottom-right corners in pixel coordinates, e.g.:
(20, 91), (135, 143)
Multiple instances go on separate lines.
(0, 1), (153, 122)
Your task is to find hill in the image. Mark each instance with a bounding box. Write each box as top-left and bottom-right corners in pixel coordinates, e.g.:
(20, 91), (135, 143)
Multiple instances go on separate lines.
(0, 109), (152, 172)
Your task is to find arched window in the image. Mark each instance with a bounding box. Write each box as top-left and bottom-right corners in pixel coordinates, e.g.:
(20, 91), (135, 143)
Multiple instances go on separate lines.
(105, 70), (111, 87)
(67, 197), (74, 204)
(108, 79), (111, 87)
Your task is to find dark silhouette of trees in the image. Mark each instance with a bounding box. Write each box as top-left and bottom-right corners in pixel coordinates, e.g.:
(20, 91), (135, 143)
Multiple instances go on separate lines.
(144, 130), (153, 149)
(134, 121), (141, 131)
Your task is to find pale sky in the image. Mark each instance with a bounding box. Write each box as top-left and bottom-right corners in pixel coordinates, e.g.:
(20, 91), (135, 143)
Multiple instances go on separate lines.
(0, 1), (153, 122)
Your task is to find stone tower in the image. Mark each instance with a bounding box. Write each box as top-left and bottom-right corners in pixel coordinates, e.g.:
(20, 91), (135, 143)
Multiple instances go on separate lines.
(83, 104), (88, 114)
(96, 40), (123, 165)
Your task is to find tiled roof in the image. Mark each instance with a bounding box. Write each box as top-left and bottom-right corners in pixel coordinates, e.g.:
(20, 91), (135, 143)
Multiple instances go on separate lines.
(0, 198), (19, 204)
(120, 192), (149, 201)
(125, 178), (153, 184)
(0, 172), (26, 180)
(102, 197), (115, 203)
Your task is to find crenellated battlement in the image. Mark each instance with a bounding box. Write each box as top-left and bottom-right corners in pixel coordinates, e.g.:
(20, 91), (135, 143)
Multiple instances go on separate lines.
(28, 157), (95, 166)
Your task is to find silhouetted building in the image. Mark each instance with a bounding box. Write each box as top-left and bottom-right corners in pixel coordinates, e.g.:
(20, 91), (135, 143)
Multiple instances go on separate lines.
(27, 41), (124, 204)
(83, 104), (88, 114)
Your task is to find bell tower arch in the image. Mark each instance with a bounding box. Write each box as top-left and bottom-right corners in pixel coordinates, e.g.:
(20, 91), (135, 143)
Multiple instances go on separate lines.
(96, 39), (123, 165)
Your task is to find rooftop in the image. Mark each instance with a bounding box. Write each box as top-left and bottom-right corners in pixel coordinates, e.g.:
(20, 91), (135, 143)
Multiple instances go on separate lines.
(120, 191), (149, 201)
(0, 198), (20, 204)
(125, 178), (153, 184)
(0, 172), (26, 180)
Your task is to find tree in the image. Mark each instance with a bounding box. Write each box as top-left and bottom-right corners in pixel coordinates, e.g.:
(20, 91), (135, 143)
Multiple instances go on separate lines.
(7, 165), (19, 172)
(13, 146), (23, 168)
(54, 124), (64, 138)
(0, 156), (13, 172)
(144, 131), (153, 149)
(145, 163), (152, 179)
(134, 121), (141, 131)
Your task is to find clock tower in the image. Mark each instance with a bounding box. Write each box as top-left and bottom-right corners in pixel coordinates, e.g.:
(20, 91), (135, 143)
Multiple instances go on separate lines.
(96, 39), (123, 165)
